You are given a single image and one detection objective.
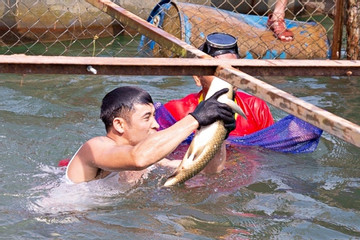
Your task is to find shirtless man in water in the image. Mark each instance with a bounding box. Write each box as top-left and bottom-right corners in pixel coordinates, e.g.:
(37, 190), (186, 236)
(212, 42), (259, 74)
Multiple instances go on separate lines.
(66, 86), (235, 184)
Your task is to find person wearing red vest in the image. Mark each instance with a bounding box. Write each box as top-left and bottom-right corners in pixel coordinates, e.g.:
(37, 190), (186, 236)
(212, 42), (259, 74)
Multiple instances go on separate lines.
(164, 91), (274, 137)
(164, 32), (274, 137)
(162, 32), (274, 174)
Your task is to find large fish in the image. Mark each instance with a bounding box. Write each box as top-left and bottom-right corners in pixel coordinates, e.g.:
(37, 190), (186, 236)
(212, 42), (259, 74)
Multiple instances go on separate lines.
(163, 77), (246, 187)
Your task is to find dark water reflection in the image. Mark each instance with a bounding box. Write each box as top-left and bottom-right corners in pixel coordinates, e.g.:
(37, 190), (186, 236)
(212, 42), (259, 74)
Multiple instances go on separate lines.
(0, 73), (359, 239)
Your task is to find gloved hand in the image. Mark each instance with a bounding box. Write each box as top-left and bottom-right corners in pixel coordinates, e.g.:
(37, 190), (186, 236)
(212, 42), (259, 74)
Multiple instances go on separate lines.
(190, 88), (235, 129)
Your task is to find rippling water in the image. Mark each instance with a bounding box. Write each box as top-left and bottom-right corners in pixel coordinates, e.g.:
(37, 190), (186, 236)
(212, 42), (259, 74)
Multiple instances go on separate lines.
(1, 71), (359, 239)
(1, 34), (360, 239)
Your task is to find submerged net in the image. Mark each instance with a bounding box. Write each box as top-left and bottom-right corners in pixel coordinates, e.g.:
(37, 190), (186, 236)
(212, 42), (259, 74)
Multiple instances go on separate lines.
(155, 102), (323, 154)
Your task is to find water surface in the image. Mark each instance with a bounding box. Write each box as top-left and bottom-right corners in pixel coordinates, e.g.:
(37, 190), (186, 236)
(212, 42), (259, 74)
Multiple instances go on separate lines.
(1, 71), (359, 239)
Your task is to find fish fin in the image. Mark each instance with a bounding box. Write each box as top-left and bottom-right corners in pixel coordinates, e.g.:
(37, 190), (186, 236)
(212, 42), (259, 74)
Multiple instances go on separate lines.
(223, 99), (247, 119)
(163, 174), (181, 187)
(180, 132), (207, 166)
(180, 145), (195, 166)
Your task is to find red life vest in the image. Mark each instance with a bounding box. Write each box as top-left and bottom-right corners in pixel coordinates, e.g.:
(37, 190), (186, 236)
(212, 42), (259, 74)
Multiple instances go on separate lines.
(163, 91), (274, 136)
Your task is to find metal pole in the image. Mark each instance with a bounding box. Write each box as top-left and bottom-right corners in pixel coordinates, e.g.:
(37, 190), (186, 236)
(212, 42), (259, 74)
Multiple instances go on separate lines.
(346, 0), (360, 60)
(0, 56), (359, 76)
(331, 0), (346, 59)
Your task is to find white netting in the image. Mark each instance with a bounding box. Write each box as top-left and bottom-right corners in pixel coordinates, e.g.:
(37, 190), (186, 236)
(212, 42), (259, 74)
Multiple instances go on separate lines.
(0, 0), (357, 59)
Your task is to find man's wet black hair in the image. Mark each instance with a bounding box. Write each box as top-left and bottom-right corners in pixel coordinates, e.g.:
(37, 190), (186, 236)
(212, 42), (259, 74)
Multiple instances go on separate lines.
(100, 86), (154, 132)
(199, 32), (239, 57)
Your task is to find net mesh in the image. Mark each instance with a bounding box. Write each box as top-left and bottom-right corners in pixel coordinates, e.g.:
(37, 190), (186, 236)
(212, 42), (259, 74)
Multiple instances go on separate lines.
(155, 102), (322, 153)
(0, 0), (358, 59)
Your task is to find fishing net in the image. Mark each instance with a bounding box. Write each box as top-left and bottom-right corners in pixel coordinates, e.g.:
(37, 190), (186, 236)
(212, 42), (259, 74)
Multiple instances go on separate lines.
(154, 102), (323, 154)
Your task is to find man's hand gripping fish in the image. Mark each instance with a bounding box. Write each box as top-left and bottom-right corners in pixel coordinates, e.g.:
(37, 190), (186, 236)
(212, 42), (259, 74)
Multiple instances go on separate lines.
(163, 77), (246, 187)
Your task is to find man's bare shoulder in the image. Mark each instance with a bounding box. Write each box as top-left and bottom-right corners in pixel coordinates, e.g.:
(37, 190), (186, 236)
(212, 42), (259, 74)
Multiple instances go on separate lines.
(83, 136), (115, 148)
(87, 136), (114, 144)
(77, 136), (116, 157)
(67, 136), (116, 183)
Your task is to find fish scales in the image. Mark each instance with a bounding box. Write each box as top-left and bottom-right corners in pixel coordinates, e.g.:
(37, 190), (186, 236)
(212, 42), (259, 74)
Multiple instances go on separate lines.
(163, 77), (246, 187)
(165, 124), (227, 186)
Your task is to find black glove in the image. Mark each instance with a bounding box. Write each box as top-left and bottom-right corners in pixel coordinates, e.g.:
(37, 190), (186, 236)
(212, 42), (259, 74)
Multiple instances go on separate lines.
(225, 89), (237, 138)
(190, 88), (235, 129)
(224, 119), (236, 139)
